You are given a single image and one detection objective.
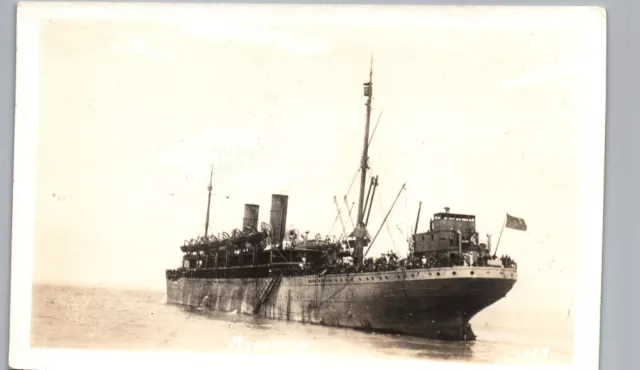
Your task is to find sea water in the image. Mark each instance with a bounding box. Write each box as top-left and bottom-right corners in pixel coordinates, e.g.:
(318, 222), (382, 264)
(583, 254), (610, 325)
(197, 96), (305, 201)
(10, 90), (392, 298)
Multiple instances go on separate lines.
(30, 283), (573, 364)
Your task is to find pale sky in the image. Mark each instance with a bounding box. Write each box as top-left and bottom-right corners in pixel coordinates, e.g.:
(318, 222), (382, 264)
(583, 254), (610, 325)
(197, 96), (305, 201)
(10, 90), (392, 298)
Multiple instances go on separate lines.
(30, 5), (605, 314)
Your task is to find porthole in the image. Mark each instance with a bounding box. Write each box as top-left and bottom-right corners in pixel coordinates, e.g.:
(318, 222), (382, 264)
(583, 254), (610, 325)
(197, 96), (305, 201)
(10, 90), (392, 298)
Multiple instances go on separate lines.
(470, 271), (474, 275)
(452, 271), (457, 276)
(437, 272), (440, 276)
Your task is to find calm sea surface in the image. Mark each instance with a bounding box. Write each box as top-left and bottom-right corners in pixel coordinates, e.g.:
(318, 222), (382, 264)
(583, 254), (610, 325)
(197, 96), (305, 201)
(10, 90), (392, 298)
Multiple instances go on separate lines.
(31, 283), (573, 364)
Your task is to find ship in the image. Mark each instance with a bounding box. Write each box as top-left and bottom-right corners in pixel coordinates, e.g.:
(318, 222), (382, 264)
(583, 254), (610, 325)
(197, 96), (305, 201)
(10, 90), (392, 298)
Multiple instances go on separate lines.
(165, 62), (520, 341)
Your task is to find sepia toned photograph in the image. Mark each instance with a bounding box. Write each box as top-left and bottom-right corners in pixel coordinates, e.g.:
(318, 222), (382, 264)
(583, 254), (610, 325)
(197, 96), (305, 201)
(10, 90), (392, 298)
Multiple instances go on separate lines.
(10, 3), (606, 370)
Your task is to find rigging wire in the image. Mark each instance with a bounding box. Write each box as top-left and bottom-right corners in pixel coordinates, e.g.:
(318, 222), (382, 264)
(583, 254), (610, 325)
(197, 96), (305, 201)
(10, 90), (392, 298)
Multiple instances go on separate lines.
(345, 168), (361, 197)
(334, 196), (348, 240)
(327, 168), (360, 235)
(367, 109), (384, 147)
(404, 186), (408, 243)
(344, 198), (356, 229)
(387, 222), (398, 253)
(377, 192), (398, 254)
(369, 159), (397, 253)
(366, 184), (406, 257)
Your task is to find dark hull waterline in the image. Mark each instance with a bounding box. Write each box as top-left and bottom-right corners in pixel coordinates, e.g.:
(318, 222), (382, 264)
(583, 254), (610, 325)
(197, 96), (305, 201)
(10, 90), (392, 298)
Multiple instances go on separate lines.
(166, 266), (517, 341)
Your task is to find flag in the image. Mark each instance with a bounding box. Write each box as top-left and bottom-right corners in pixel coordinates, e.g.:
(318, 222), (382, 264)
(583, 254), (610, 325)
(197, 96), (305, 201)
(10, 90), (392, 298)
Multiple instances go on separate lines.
(505, 214), (527, 231)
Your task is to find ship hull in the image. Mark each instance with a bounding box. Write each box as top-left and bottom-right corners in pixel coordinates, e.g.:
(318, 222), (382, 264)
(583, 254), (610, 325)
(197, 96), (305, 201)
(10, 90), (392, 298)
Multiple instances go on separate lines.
(166, 266), (517, 341)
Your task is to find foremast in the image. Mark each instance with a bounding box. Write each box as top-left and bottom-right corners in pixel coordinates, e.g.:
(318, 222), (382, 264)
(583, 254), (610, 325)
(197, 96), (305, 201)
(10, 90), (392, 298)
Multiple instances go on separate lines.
(204, 166), (214, 237)
(352, 57), (374, 265)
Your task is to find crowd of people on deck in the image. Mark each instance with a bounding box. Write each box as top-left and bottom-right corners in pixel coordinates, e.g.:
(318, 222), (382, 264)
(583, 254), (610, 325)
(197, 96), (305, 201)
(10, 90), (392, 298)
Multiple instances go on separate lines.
(328, 251), (517, 274)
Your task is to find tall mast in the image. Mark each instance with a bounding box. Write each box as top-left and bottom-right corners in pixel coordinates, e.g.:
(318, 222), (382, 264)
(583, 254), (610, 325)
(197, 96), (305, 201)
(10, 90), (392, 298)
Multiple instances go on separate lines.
(204, 166), (213, 237)
(353, 56), (374, 265)
(357, 57), (373, 225)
